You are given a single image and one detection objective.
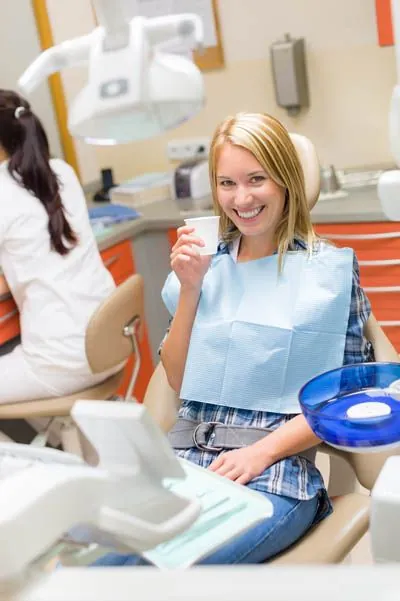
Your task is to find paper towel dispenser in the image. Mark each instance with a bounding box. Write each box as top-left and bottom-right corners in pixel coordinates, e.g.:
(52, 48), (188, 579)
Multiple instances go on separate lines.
(270, 33), (309, 116)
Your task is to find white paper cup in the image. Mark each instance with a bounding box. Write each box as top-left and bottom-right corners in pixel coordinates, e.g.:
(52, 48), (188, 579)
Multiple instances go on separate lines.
(184, 216), (220, 255)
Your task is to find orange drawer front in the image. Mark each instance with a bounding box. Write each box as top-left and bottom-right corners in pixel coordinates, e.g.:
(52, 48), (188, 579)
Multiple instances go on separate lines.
(168, 228), (178, 250)
(365, 289), (400, 322)
(380, 324), (400, 352)
(314, 223), (400, 261)
(0, 295), (20, 345)
(101, 241), (135, 285)
(359, 262), (400, 287)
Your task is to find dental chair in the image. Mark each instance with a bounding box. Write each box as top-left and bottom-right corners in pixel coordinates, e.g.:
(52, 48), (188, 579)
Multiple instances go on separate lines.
(143, 361), (397, 565)
(143, 133), (400, 565)
(0, 274), (145, 455)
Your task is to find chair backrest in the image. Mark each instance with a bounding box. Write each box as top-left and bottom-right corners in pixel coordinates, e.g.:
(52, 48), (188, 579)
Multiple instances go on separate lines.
(289, 133), (321, 210)
(85, 274), (144, 374)
(143, 361), (181, 432)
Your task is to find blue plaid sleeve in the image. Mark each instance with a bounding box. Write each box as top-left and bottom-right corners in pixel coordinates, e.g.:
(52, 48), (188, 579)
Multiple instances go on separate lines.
(343, 253), (373, 364)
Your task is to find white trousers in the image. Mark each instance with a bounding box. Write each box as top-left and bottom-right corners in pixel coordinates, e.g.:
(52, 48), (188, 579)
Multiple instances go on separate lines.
(0, 345), (120, 404)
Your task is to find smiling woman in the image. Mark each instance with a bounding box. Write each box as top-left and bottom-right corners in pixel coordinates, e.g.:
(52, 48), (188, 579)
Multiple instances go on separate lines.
(209, 112), (315, 266)
(93, 112), (375, 567)
(215, 144), (287, 260)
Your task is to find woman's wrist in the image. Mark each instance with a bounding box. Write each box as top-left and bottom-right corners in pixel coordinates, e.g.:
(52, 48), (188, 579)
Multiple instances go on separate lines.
(179, 283), (202, 300)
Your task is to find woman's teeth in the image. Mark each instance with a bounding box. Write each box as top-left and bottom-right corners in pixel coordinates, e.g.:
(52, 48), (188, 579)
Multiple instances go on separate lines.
(236, 207), (263, 219)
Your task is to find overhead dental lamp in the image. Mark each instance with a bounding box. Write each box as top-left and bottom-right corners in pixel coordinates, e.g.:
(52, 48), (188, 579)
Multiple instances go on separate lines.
(378, 0), (400, 219)
(18, 0), (205, 144)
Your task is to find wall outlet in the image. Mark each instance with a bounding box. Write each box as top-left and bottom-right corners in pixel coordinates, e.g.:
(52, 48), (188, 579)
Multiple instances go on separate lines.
(167, 137), (210, 161)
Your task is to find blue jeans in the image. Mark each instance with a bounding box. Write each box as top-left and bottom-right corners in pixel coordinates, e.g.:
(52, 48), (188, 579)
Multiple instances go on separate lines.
(91, 491), (320, 566)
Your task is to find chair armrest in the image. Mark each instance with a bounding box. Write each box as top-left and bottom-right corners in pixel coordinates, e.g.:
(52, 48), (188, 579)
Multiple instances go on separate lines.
(318, 442), (352, 464)
(364, 313), (399, 362)
(143, 362), (181, 433)
(271, 493), (369, 564)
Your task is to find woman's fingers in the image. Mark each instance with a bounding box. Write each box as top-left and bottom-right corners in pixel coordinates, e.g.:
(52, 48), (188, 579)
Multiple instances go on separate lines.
(171, 244), (202, 263)
(218, 466), (242, 481)
(176, 225), (194, 237)
(172, 234), (205, 253)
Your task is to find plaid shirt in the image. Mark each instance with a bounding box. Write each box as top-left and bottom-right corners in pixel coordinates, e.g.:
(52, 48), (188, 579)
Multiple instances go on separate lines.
(159, 240), (371, 508)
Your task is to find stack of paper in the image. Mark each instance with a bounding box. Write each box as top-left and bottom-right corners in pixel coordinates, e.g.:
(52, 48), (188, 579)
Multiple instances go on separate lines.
(110, 172), (172, 208)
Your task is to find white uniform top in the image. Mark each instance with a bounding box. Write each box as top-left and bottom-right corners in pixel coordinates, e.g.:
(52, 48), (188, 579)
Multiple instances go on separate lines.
(0, 158), (116, 376)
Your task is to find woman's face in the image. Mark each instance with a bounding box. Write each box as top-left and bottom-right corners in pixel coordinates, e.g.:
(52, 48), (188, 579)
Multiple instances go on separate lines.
(216, 143), (286, 241)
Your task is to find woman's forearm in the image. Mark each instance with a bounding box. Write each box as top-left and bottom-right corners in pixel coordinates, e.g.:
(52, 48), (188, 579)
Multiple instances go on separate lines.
(160, 288), (200, 393)
(255, 413), (321, 463)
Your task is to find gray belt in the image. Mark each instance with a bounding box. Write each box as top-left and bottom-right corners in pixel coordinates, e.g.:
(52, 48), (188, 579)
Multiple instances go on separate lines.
(168, 417), (316, 463)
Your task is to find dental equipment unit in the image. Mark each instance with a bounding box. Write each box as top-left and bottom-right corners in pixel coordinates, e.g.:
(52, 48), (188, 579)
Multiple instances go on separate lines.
(18, 0), (205, 144)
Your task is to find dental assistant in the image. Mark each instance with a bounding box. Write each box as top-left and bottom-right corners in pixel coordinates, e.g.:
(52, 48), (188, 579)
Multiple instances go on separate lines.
(0, 89), (117, 403)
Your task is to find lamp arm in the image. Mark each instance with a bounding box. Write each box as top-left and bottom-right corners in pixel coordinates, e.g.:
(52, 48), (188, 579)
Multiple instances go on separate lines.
(18, 33), (95, 94)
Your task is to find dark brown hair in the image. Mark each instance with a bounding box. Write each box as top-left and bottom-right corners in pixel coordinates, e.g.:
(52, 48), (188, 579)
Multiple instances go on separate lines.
(0, 89), (77, 255)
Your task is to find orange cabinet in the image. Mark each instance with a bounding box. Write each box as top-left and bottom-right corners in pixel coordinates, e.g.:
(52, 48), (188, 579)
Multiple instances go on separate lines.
(315, 222), (400, 352)
(0, 294), (20, 346)
(100, 240), (136, 286)
(100, 240), (154, 401)
(167, 228), (178, 249)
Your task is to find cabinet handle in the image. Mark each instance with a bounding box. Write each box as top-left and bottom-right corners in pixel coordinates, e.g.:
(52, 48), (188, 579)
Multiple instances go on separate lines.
(103, 254), (120, 269)
(359, 259), (400, 266)
(378, 321), (400, 327)
(321, 231), (400, 240)
(0, 308), (18, 325)
(364, 286), (400, 293)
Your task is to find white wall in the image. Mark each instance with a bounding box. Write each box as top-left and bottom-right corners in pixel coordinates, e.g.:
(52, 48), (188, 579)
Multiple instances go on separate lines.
(43, 0), (397, 183)
(0, 0), (62, 159)
(46, 0), (98, 185)
(92, 0), (397, 181)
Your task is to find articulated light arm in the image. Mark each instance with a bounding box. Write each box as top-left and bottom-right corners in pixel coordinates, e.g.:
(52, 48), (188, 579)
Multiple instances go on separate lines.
(18, 33), (95, 95)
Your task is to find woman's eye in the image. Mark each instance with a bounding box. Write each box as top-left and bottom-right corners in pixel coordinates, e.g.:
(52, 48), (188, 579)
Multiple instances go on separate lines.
(250, 175), (266, 184)
(219, 180), (234, 187)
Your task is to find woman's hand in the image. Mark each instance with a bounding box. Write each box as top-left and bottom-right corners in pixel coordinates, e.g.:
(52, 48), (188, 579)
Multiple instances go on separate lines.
(171, 226), (212, 292)
(208, 445), (274, 486)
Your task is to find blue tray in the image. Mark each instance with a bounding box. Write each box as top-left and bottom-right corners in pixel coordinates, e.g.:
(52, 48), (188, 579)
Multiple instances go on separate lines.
(89, 204), (141, 226)
(299, 363), (400, 451)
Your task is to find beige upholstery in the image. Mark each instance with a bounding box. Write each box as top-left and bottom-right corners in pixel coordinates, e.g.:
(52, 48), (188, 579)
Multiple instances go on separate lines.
(0, 371), (124, 419)
(144, 134), (400, 564)
(290, 133), (321, 210)
(86, 274), (144, 373)
(272, 493), (369, 564)
(364, 313), (399, 363)
(0, 274), (144, 451)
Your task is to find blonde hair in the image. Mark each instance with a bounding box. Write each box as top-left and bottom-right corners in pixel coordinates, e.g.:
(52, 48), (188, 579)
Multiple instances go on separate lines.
(209, 112), (316, 267)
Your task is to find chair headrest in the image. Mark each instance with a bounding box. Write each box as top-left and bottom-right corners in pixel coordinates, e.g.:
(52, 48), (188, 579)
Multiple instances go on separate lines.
(289, 133), (321, 210)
